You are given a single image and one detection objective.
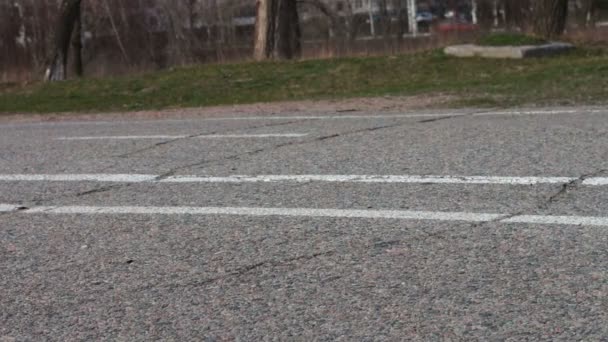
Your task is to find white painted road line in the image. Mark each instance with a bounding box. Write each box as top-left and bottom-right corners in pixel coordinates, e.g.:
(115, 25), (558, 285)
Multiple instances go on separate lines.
(21, 205), (503, 222)
(0, 204), (20, 212)
(0, 174), (605, 186)
(502, 215), (608, 226)
(160, 175), (578, 185)
(3, 204), (608, 227)
(204, 113), (466, 121)
(578, 177), (608, 186)
(474, 109), (606, 117)
(58, 135), (189, 140)
(56, 133), (308, 141)
(0, 174), (158, 182)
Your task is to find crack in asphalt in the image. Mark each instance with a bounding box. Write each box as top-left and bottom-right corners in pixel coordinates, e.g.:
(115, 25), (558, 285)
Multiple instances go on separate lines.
(539, 169), (608, 210)
(6, 118), (360, 206)
(133, 250), (337, 291)
(415, 109), (500, 124)
(115, 137), (186, 159)
(417, 114), (467, 123)
(4, 109), (485, 170)
(5, 111), (599, 218)
(497, 168), (608, 219)
(373, 240), (402, 249)
(114, 119), (307, 159)
(12, 119), (311, 206)
(24, 111), (482, 206)
(134, 111), (472, 173)
(147, 121), (410, 181)
(412, 168), (608, 242)
(74, 184), (124, 198)
(165, 112), (483, 183)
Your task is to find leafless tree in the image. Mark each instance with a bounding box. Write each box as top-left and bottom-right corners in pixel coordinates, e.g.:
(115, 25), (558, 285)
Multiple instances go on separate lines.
(254, 0), (301, 60)
(575, 0), (598, 26)
(531, 0), (569, 38)
(45, 0), (82, 81)
(6, 0), (604, 84)
(71, 6), (83, 77)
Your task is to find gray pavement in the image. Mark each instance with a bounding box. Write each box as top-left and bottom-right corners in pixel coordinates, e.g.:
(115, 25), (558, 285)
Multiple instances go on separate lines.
(1, 107), (608, 340)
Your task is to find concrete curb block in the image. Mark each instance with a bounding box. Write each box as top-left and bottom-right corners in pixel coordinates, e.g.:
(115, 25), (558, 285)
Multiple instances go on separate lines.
(444, 43), (575, 59)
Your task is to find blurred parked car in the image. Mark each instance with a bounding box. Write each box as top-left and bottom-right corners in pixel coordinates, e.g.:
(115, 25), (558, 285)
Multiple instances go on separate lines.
(416, 11), (436, 23)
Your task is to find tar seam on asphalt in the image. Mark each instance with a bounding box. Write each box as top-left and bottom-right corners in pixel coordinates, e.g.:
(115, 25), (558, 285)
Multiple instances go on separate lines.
(133, 250), (337, 292)
(115, 119), (307, 159)
(0, 110), (539, 212)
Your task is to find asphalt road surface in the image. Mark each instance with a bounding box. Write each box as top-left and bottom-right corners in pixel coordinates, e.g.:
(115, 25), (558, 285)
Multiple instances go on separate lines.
(1, 107), (608, 341)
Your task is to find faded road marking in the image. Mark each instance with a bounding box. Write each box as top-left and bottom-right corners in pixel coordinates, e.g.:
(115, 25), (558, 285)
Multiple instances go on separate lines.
(56, 133), (308, 140)
(3, 204), (608, 227)
(0, 173), (606, 186)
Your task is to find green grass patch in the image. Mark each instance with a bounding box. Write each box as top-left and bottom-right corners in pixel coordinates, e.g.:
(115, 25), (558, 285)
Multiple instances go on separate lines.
(477, 32), (548, 47)
(1, 48), (607, 114)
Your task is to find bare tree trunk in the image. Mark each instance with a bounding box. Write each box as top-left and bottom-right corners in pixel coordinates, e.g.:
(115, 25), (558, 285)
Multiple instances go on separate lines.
(345, 1), (358, 45)
(406, 0), (417, 35)
(275, 0), (301, 59)
(378, 0), (391, 41)
(71, 6), (83, 77)
(213, 0), (226, 62)
(254, 0), (271, 60)
(254, 0), (301, 60)
(103, 0), (130, 65)
(581, 0), (597, 27)
(368, 0), (375, 36)
(396, 0), (406, 41)
(188, 0), (197, 29)
(471, 0), (478, 25)
(492, 0), (499, 27)
(502, 0), (530, 31)
(531, 0), (569, 39)
(45, 0), (82, 81)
